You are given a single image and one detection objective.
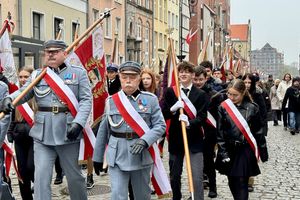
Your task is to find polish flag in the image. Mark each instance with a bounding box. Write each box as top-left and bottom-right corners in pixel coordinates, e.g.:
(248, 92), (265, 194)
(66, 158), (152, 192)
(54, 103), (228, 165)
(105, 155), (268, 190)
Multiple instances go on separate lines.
(185, 27), (198, 45)
(65, 27), (108, 160)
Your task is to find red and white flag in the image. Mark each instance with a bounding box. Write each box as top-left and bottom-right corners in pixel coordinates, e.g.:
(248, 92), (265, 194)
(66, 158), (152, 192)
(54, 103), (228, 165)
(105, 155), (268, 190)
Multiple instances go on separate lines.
(65, 27), (108, 124)
(0, 19), (17, 83)
(185, 27), (198, 45)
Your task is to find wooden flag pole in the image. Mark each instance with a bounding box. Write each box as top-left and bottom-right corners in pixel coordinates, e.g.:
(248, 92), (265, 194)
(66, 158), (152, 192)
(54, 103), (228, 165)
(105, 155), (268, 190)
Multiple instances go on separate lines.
(0, 8), (115, 119)
(169, 38), (195, 199)
(65, 7), (115, 54)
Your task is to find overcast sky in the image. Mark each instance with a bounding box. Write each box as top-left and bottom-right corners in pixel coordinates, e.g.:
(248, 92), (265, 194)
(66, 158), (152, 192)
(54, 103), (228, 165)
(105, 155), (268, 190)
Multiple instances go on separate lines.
(231, 0), (300, 65)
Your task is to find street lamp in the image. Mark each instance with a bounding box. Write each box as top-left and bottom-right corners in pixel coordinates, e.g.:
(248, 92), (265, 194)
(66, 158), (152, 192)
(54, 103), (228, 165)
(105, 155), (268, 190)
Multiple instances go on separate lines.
(177, 0), (198, 62)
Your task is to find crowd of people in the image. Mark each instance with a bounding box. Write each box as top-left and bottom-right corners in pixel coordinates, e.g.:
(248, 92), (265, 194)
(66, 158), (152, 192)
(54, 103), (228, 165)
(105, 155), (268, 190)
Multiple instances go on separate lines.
(0, 39), (299, 200)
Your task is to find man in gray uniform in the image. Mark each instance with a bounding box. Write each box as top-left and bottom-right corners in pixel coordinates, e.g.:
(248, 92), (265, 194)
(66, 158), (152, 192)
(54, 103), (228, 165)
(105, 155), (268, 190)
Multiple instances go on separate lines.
(0, 40), (92, 200)
(93, 61), (166, 200)
(0, 81), (11, 200)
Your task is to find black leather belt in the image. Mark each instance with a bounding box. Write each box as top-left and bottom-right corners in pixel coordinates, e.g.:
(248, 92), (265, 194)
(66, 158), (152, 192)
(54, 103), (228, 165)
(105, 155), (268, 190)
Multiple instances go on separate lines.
(111, 131), (139, 140)
(38, 106), (69, 114)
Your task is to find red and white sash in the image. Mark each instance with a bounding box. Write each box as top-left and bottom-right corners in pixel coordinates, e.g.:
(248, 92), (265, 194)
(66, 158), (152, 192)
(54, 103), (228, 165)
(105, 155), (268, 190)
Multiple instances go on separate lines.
(172, 86), (196, 119)
(112, 90), (172, 198)
(221, 99), (259, 160)
(43, 67), (95, 161)
(16, 103), (34, 127)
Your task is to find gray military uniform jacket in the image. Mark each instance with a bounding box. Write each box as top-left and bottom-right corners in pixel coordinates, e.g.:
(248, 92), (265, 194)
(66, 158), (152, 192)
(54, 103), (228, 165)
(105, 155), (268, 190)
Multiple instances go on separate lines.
(93, 91), (166, 171)
(0, 81), (11, 146)
(9, 63), (92, 146)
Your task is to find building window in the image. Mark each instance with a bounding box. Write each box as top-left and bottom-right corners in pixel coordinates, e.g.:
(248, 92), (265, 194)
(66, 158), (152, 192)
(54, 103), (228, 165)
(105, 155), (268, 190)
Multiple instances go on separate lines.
(164, 0), (167, 23)
(136, 18), (142, 40)
(159, 0), (163, 21)
(168, 11), (171, 26)
(54, 17), (63, 39)
(106, 54), (111, 64)
(33, 12), (42, 40)
(154, 1), (157, 19)
(164, 35), (167, 50)
(72, 22), (79, 42)
(159, 33), (163, 48)
(33, 12), (45, 40)
(105, 15), (112, 38)
(115, 18), (122, 41)
(145, 0), (150, 9)
(136, 0), (141, 6)
(93, 9), (99, 22)
(144, 22), (150, 67)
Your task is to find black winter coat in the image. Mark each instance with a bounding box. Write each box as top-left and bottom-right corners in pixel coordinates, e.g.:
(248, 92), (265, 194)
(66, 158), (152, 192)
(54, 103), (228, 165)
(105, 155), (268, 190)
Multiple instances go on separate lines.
(216, 99), (268, 175)
(282, 86), (300, 112)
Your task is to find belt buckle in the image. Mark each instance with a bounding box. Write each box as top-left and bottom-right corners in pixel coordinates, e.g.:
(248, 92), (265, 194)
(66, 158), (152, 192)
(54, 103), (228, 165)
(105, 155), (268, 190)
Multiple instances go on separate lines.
(52, 105), (59, 114)
(126, 132), (133, 140)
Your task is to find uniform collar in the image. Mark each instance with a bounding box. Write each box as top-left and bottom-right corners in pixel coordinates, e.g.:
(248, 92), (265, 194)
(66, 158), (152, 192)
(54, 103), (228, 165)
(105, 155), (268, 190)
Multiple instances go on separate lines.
(125, 89), (141, 101)
(50, 63), (67, 74)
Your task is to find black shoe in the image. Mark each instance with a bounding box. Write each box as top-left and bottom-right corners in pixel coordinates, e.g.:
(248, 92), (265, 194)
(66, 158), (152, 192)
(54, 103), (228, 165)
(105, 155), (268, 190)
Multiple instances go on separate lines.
(54, 175), (63, 185)
(291, 130), (295, 135)
(151, 190), (156, 195)
(248, 185), (254, 192)
(208, 190), (218, 198)
(273, 122), (278, 126)
(86, 174), (94, 189)
(284, 127), (287, 131)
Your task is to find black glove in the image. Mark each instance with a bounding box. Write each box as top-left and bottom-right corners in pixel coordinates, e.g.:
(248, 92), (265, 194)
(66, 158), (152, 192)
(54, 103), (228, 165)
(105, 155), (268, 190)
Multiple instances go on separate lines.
(93, 161), (103, 176)
(0, 97), (13, 114)
(130, 139), (148, 155)
(67, 122), (83, 141)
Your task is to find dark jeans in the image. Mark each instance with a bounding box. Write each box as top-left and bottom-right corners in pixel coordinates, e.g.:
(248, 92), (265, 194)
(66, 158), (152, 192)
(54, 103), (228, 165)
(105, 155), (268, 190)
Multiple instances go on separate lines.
(273, 110), (281, 124)
(15, 139), (34, 200)
(228, 176), (249, 200)
(282, 108), (289, 127)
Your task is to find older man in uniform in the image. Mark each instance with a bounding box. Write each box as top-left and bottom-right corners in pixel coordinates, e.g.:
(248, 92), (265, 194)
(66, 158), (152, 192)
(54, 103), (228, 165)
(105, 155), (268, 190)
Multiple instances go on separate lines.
(93, 61), (166, 200)
(0, 40), (92, 200)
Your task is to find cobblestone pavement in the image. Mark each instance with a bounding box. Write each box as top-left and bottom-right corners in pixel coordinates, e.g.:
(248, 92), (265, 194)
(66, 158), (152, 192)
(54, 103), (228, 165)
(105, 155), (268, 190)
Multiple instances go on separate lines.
(9, 122), (300, 199)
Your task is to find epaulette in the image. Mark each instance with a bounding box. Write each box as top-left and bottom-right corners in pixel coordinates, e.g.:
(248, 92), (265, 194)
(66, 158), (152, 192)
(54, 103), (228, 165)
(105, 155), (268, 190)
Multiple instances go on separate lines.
(70, 64), (85, 71)
(140, 91), (156, 97)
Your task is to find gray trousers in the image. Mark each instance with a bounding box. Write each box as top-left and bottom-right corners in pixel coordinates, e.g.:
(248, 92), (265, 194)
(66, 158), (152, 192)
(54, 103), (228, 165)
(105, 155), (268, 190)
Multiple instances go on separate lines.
(109, 165), (152, 200)
(34, 141), (87, 200)
(169, 151), (204, 200)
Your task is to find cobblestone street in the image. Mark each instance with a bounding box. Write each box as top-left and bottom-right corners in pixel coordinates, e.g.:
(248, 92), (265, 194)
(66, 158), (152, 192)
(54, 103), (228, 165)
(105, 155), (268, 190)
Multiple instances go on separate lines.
(9, 122), (300, 199)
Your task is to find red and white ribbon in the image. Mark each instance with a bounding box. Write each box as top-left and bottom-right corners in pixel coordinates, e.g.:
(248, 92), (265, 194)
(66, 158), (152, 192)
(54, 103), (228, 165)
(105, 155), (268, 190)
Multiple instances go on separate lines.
(43, 67), (95, 161)
(206, 111), (216, 128)
(16, 103), (34, 127)
(112, 90), (172, 198)
(221, 99), (259, 160)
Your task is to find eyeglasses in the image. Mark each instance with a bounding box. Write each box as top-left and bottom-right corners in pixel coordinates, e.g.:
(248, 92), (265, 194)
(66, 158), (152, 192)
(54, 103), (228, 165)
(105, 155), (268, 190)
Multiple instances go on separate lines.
(45, 49), (63, 55)
(226, 92), (240, 98)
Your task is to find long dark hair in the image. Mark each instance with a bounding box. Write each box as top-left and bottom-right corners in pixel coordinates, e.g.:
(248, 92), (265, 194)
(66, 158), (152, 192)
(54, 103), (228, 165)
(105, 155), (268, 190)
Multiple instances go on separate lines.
(242, 73), (256, 95)
(227, 79), (253, 103)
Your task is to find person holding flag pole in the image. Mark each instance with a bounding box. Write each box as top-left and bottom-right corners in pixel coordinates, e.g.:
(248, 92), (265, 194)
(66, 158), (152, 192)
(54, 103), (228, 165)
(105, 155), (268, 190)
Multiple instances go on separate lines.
(0, 8), (114, 200)
(162, 39), (208, 200)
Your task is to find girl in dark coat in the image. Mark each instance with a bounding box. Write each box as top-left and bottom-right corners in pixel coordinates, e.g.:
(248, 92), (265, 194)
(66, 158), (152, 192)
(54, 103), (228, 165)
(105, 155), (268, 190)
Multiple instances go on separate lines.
(7, 66), (35, 200)
(216, 79), (268, 200)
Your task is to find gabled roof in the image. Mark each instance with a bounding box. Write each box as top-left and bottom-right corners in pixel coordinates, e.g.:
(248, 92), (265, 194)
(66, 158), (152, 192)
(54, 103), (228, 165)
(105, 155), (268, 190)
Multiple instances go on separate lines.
(230, 24), (249, 41)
